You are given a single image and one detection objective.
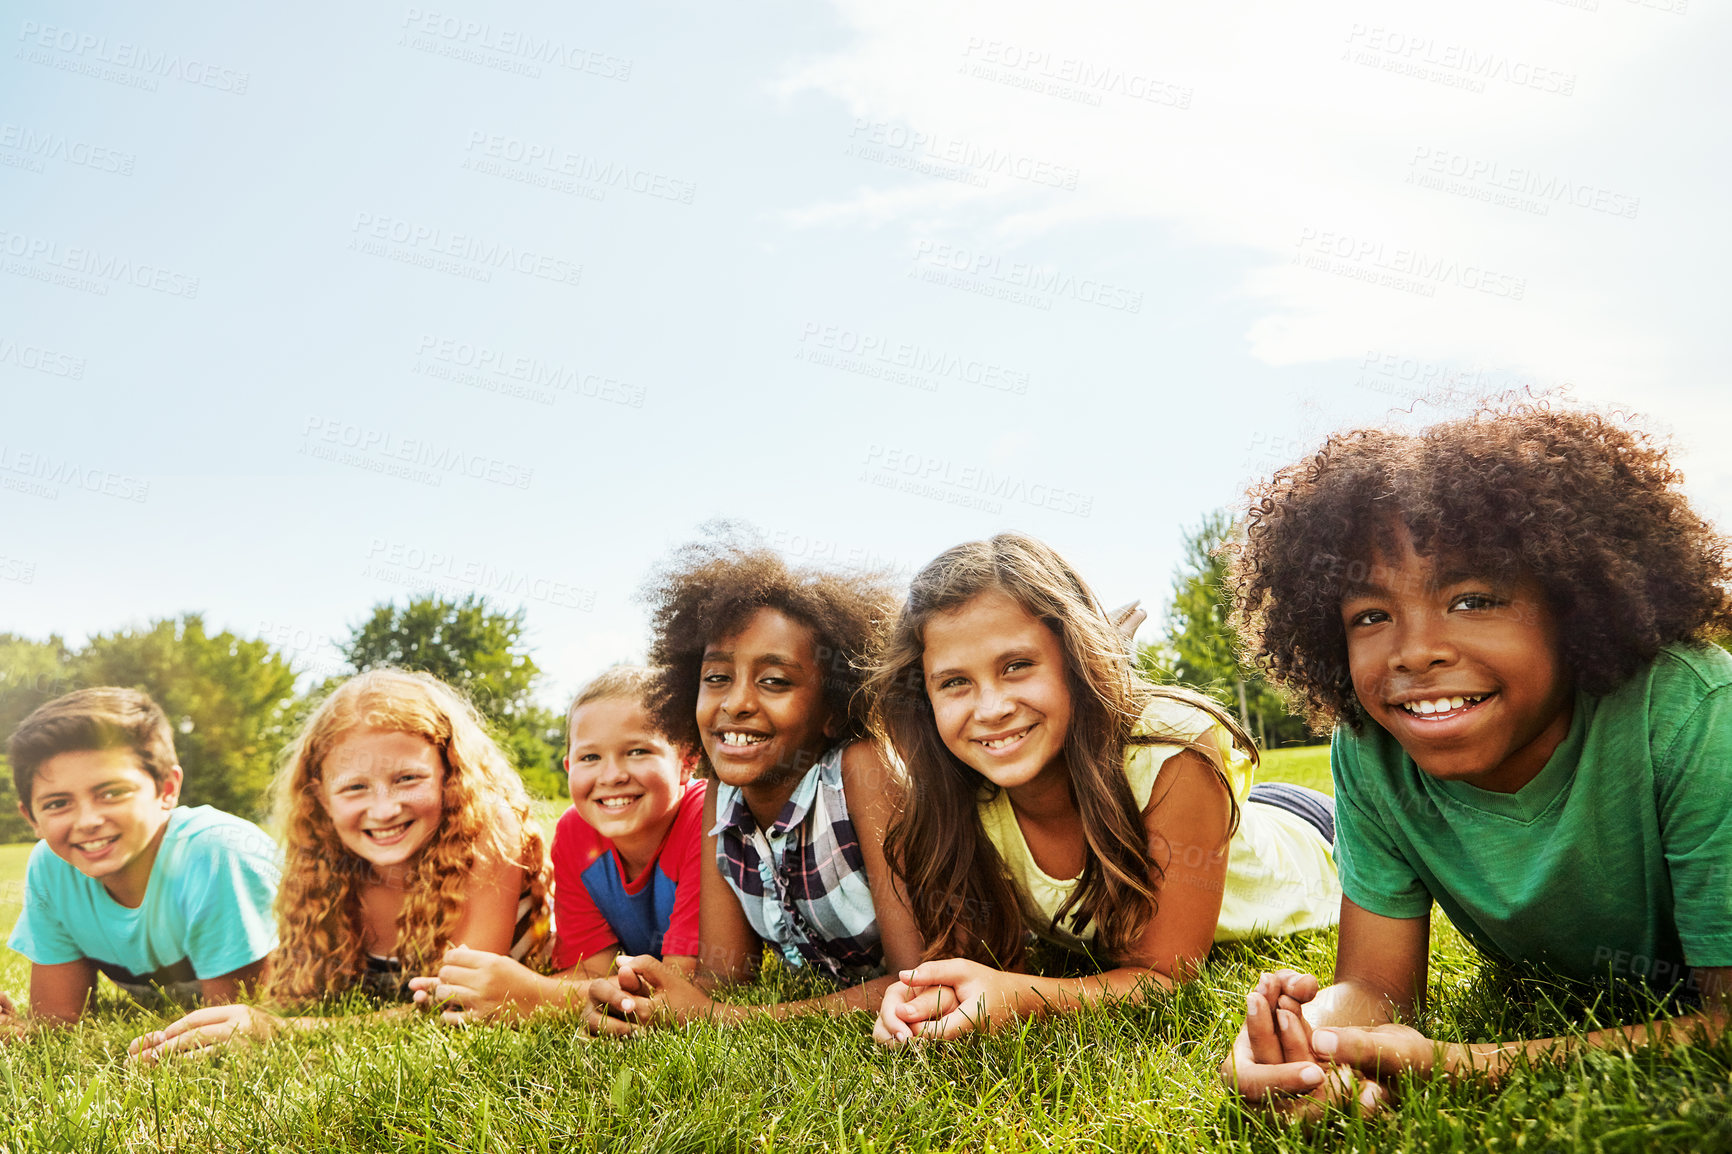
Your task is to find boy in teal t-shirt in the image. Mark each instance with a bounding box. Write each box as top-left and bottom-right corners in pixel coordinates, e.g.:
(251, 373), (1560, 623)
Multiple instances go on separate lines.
(1218, 405), (1732, 1117)
(1, 688), (279, 1036)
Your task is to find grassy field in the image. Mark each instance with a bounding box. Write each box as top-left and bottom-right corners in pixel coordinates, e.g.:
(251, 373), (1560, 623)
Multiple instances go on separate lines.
(1, 750), (1727, 1152)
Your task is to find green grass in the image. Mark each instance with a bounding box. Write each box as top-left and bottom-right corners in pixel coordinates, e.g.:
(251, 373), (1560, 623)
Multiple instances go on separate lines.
(1258, 746), (1331, 795)
(3, 779), (1729, 1152)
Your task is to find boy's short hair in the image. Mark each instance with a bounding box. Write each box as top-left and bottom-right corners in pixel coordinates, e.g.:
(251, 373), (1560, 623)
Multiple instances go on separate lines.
(8, 687), (179, 809)
(566, 665), (659, 738)
(1229, 403), (1732, 731)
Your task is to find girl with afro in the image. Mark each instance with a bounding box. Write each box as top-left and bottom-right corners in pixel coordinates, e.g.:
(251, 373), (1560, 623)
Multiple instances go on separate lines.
(130, 668), (551, 1058)
(1219, 402), (1732, 1118)
(582, 527), (923, 1031)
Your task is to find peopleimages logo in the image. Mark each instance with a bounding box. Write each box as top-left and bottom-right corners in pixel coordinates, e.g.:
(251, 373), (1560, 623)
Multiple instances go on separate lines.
(911, 241), (1143, 313)
(300, 417), (534, 490)
(796, 323), (1030, 395)
(1406, 146), (1640, 220)
(398, 8), (631, 80)
(861, 444), (1094, 518)
(0, 227), (200, 298)
(0, 443), (149, 503)
(1294, 227), (1526, 301)
(0, 123), (136, 175)
(348, 213), (582, 288)
(463, 133), (695, 204)
(0, 335), (85, 379)
(16, 20), (251, 93)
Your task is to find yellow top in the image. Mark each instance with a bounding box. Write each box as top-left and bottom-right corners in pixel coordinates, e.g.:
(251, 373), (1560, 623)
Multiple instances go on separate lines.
(976, 695), (1340, 952)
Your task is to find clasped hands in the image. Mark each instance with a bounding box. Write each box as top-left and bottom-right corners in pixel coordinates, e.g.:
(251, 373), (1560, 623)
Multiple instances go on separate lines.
(874, 958), (1022, 1045)
(1221, 969), (1453, 1121)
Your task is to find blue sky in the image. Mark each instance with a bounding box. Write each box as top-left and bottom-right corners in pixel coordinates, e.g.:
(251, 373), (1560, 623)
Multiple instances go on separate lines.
(4, 0), (1727, 708)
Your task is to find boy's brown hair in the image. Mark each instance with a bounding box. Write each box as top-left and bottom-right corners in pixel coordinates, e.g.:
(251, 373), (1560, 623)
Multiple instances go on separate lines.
(565, 665), (659, 738)
(7, 687), (179, 810)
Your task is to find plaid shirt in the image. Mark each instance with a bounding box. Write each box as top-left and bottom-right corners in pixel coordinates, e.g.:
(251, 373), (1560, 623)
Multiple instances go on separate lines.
(711, 742), (884, 985)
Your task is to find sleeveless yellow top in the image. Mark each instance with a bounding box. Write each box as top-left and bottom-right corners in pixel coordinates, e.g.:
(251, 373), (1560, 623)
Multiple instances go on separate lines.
(976, 696), (1340, 953)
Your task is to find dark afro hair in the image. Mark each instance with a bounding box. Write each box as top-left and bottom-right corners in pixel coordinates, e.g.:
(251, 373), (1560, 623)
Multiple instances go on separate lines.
(639, 521), (901, 757)
(1227, 402), (1732, 732)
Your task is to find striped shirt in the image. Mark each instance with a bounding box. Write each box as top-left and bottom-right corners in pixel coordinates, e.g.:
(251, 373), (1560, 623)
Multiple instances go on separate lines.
(711, 742), (884, 985)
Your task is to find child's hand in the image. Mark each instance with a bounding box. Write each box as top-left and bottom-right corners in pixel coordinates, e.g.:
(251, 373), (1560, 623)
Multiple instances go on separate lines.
(1107, 600), (1148, 641)
(1219, 970), (1387, 1122)
(408, 946), (543, 1024)
(127, 1004), (284, 1064)
(876, 959), (1021, 1042)
(874, 975), (962, 1046)
(0, 992), (26, 1040)
(581, 956), (715, 1036)
(1311, 1022), (1446, 1082)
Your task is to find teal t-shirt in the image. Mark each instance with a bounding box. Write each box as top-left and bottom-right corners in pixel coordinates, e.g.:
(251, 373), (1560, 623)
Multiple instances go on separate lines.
(8, 805), (281, 1004)
(1333, 644), (1732, 987)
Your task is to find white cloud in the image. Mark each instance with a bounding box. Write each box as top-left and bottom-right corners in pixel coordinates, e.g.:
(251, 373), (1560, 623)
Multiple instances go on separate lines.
(781, 0), (1727, 394)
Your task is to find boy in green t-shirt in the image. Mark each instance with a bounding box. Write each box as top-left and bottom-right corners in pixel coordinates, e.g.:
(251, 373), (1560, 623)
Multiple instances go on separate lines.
(1218, 404), (1732, 1117)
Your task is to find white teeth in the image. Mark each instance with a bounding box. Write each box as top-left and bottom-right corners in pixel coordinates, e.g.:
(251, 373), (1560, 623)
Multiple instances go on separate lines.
(1400, 695), (1484, 716)
(980, 728), (1030, 750)
(720, 731), (768, 747)
(597, 797), (637, 810)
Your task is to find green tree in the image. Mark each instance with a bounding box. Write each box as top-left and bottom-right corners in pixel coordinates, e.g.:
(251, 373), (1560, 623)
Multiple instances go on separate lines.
(340, 594), (566, 798)
(0, 633), (78, 841)
(1154, 510), (1312, 749)
(73, 616), (300, 821)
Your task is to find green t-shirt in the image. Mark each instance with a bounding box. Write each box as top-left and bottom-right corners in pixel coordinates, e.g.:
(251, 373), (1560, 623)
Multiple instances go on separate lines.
(1333, 643), (1732, 987)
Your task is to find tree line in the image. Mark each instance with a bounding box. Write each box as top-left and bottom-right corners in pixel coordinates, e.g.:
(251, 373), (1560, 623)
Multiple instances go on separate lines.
(0, 515), (1310, 842)
(0, 595), (566, 842)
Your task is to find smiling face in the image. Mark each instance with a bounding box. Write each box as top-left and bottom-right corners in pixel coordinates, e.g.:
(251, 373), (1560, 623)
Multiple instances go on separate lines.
(319, 728), (446, 869)
(565, 696), (688, 870)
(921, 589), (1074, 797)
(22, 748), (182, 908)
(1340, 530), (1574, 793)
(696, 607), (835, 816)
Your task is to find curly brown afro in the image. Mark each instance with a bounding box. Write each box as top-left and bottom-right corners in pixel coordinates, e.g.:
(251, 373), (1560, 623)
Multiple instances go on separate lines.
(1227, 403), (1732, 732)
(639, 522), (901, 759)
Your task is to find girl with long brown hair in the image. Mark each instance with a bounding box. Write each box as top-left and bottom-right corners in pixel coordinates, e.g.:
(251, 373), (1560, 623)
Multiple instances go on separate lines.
(130, 668), (551, 1058)
(871, 533), (1339, 1044)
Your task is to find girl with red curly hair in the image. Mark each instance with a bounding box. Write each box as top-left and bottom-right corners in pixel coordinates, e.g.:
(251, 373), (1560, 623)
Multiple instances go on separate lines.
(130, 668), (551, 1059)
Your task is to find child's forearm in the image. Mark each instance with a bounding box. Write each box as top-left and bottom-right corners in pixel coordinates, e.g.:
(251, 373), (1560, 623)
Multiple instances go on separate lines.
(526, 973), (592, 1014)
(1005, 967), (1175, 1019)
(711, 974), (897, 1024)
(1447, 1006), (1730, 1081)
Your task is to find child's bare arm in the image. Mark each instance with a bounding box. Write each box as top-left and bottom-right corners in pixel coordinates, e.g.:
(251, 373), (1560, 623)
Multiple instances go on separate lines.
(408, 945), (650, 1022)
(25, 959), (98, 1026)
(198, 958), (267, 1007)
(1317, 963), (1732, 1085)
(880, 750), (1231, 1045)
(844, 742), (925, 975)
(653, 742), (921, 1026)
(585, 956), (897, 1033)
(694, 787), (762, 986)
(446, 854), (528, 956)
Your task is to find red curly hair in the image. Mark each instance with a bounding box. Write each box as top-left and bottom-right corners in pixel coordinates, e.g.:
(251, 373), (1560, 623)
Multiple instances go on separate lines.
(264, 668), (550, 1003)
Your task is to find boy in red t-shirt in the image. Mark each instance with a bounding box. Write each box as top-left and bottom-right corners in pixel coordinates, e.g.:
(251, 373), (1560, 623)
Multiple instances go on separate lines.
(411, 667), (702, 1020)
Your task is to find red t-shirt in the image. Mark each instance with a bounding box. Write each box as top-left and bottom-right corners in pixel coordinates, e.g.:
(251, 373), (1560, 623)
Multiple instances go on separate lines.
(551, 779), (706, 970)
